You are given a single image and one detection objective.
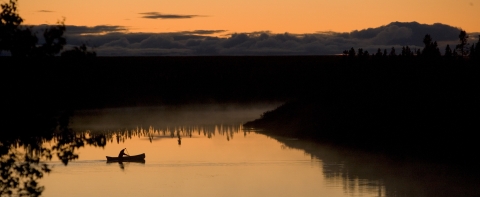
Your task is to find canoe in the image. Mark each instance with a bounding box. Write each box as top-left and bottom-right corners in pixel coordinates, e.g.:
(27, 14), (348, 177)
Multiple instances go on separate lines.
(106, 153), (145, 162)
(106, 160), (145, 164)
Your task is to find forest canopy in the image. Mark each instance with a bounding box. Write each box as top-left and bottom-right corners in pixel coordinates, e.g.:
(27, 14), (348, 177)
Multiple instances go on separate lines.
(0, 0), (95, 57)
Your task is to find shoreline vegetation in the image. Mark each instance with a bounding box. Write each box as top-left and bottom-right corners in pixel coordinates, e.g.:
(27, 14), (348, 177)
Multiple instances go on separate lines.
(3, 0), (480, 184)
(2, 52), (479, 195)
(244, 33), (480, 166)
(3, 1), (480, 196)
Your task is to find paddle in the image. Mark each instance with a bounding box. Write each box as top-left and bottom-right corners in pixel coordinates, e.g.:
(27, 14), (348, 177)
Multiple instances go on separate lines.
(125, 148), (130, 156)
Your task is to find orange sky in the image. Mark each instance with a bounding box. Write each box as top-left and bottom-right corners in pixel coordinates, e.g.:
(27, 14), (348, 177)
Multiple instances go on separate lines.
(16, 0), (480, 35)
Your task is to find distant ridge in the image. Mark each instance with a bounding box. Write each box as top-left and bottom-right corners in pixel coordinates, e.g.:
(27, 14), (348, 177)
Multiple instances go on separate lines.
(20, 21), (478, 56)
(349, 21), (463, 46)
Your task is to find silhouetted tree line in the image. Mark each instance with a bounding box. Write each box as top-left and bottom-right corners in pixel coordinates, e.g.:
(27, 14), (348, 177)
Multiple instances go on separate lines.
(246, 30), (480, 164)
(342, 30), (480, 60)
(0, 0), (95, 57)
(245, 57), (480, 162)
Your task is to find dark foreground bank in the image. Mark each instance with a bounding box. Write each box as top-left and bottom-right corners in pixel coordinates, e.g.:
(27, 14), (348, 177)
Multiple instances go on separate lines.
(245, 56), (480, 165)
(3, 56), (479, 164)
(2, 56), (339, 135)
(2, 56), (343, 110)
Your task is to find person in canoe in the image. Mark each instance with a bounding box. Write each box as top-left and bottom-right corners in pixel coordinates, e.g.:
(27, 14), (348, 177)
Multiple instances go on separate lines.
(118, 148), (129, 158)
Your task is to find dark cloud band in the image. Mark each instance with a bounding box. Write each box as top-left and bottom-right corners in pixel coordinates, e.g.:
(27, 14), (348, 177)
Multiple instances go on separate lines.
(64, 25), (128, 34)
(177, 30), (227, 35)
(51, 22), (478, 56)
(139, 12), (200, 19)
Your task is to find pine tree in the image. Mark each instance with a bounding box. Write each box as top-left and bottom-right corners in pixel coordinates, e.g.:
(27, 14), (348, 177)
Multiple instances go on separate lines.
(376, 48), (382, 57)
(456, 30), (469, 56)
(0, 0), (66, 57)
(357, 48), (363, 57)
(469, 44), (475, 58)
(363, 50), (369, 57)
(476, 35), (480, 58)
(433, 41), (441, 56)
(421, 34), (440, 57)
(444, 44), (452, 57)
(389, 47), (396, 57)
(453, 49), (458, 57)
(405, 46), (412, 56)
(416, 49), (421, 56)
(348, 47), (356, 57)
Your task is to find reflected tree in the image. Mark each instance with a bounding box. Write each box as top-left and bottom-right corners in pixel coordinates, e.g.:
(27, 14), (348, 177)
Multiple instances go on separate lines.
(0, 150), (51, 197)
(0, 111), (107, 196)
(270, 135), (480, 197)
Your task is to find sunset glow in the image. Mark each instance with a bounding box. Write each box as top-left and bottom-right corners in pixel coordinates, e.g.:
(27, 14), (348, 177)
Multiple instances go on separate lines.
(18, 0), (480, 34)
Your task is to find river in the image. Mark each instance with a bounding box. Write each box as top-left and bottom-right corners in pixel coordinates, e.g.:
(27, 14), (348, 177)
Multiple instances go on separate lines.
(2, 104), (479, 197)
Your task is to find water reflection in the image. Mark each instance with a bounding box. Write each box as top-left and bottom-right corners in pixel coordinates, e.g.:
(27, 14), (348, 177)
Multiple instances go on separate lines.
(85, 124), (247, 145)
(3, 107), (480, 197)
(1, 114), (248, 196)
(270, 136), (480, 197)
(119, 162), (124, 170)
(177, 130), (182, 145)
(91, 124), (480, 197)
(106, 160), (146, 164)
(0, 112), (107, 197)
(107, 161), (146, 171)
(1, 104), (270, 196)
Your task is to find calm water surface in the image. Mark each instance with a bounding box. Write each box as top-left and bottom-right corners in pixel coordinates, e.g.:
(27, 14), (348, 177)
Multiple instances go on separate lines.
(8, 104), (479, 197)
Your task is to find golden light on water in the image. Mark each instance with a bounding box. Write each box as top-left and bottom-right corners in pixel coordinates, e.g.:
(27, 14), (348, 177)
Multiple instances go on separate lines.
(40, 126), (374, 197)
(7, 103), (475, 197)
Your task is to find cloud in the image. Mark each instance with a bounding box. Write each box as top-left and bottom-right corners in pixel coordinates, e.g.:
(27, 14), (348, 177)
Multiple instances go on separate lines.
(139, 12), (201, 19)
(134, 35), (184, 49)
(177, 30), (227, 35)
(103, 37), (131, 47)
(38, 10), (54, 13)
(53, 21), (476, 56)
(95, 47), (193, 56)
(371, 25), (413, 45)
(64, 25), (128, 35)
(351, 22), (461, 46)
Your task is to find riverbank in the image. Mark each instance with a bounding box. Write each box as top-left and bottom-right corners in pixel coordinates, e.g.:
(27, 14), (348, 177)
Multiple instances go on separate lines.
(3, 56), (479, 163)
(2, 56), (332, 136)
(244, 56), (479, 164)
(2, 56), (343, 110)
